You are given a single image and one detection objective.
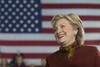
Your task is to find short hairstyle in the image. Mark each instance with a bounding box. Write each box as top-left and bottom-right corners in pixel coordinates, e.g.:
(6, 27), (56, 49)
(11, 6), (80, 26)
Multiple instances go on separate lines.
(51, 13), (85, 45)
(16, 53), (24, 58)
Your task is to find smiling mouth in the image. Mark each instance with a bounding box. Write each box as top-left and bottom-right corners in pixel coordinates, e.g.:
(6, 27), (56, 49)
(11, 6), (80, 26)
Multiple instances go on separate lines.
(57, 35), (64, 39)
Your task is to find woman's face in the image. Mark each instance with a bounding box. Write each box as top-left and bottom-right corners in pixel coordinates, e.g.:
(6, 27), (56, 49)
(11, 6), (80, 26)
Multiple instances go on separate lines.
(16, 56), (23, 65)
(1, 58), (7, 66)
(54, 18), (77, 46)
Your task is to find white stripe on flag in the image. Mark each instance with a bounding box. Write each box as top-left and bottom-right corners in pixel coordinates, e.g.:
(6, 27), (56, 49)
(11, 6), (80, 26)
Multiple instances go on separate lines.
(5, 58), (43, 66)
(42, 9), (100, 16)
(0, 33), (55, 41)
(0, 46), (59, 53)
(41, 0), (100, 4)
(0, 33), (100, 40)
(42, 21), (100, 28)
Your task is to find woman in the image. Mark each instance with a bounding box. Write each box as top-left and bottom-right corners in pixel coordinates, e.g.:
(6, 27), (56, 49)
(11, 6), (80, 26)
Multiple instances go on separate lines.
(13, 53), (27, 67)
(41, 58), (46, 67)
(45, 13), (100, 67)
(0, 58), (9, 67)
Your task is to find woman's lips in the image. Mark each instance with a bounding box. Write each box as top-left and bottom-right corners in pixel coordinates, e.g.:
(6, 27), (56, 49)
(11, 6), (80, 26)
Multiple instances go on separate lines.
(57, 35), (64, 39)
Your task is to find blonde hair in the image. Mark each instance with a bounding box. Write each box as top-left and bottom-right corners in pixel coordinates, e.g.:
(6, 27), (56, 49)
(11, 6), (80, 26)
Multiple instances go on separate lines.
(52, 13), (85, 45)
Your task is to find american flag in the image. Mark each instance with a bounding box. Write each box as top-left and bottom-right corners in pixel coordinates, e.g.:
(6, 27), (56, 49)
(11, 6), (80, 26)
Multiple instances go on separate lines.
(0, 0), (100, 66)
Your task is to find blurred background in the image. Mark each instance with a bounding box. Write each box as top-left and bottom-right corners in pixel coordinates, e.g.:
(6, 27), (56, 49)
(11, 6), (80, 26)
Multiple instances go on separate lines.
(0, 0), (100, 67)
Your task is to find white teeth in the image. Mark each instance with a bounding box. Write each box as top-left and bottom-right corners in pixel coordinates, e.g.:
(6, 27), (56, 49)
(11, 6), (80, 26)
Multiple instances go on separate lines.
(57, 33), (66, 38)
(58, 35), (64, 38)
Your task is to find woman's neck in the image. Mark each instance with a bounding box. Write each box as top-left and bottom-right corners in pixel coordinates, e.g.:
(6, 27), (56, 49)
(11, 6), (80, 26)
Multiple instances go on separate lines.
(62, 38), (75, 47)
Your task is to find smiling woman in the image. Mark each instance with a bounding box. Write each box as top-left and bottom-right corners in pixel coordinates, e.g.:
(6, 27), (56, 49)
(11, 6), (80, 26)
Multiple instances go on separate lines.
(53, 18), (78, 47)
(45, 13), (100, 67)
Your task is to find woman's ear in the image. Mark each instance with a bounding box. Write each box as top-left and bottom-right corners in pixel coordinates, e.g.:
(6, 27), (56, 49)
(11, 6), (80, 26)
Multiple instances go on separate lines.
(73, 28), (78, 36)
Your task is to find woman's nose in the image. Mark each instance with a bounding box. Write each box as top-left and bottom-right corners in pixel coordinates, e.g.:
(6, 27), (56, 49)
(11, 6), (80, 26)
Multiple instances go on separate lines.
(56, 28), (62, 34)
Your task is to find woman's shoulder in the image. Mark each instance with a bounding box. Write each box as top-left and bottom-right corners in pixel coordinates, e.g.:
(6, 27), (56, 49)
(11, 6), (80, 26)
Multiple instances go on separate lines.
(79, 45), (99, 52)
(46, 50), (60, 59)
(80, 45), (97, 49)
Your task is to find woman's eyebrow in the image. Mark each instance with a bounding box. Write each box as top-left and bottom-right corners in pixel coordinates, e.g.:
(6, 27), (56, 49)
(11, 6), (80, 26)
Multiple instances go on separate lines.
(59, 23), (65, 26)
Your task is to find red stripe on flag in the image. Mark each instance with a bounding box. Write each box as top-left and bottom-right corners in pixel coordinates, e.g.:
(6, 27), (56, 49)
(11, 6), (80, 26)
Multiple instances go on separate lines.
(85, 28), (100, 33)
(42, 16), (100, 21)
(43, 29), (53, 33)
(85, 40), (100, 45)
(0, 40), (100, 46)
(42, 4), (100, 9)
(0, 41), (58, 46)
(1, 53), (50, 58)
(42, 28), (100, 33)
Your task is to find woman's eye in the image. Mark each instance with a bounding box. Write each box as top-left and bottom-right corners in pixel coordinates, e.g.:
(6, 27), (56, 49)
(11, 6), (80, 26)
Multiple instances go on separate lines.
(61, 25), (65, 28)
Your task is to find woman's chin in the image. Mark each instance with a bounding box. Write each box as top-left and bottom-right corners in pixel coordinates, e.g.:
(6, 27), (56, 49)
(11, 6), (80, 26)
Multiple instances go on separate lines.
(58, 40), (66, 45)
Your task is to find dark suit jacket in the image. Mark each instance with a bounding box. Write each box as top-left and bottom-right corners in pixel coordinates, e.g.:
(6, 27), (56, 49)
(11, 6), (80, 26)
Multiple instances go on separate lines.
(13, 63), (27, 67)
(46, 45), (100, 67)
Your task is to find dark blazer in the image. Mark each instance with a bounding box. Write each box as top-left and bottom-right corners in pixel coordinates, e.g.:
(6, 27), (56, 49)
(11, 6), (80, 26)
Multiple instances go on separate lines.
(46, 45), (100, 67)
(13, 63), (27, 67)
